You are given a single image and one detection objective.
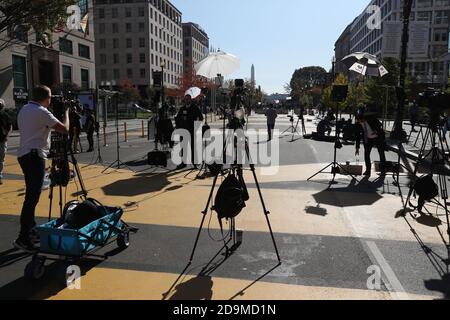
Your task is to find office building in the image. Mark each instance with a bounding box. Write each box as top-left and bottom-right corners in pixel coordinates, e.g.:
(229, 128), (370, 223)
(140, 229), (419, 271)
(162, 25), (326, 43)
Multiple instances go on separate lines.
(335, 0), (450, 85)
(93, 0), (183, 96)
(0, 0), (96, 109)
(182, 22), (209, 75)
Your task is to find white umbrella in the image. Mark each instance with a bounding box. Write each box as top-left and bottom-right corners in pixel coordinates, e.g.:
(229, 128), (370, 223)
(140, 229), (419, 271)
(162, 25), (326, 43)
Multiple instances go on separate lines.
(194, 51), (240, 78)
(342, 52), (388, 78)
(185, 87), (202, 99)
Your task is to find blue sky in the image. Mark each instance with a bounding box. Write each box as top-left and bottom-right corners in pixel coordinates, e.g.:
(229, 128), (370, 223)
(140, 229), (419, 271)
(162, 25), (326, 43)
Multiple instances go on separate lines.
(172, 0), (368, 94)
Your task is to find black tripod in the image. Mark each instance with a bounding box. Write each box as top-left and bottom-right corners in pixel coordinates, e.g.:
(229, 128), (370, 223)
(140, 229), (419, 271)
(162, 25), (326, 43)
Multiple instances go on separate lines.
(48, 133), (88, 221)
(282, 114), (302, 142)
(187, 119), (281, 268)
(402, 113), (450, 245)
(308, 102), (360, 185)
(102, 94), (132, 173)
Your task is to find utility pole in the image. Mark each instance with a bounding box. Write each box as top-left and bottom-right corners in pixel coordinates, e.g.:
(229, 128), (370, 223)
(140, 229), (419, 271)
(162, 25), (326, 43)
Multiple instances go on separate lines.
(391, 0), (413, 141)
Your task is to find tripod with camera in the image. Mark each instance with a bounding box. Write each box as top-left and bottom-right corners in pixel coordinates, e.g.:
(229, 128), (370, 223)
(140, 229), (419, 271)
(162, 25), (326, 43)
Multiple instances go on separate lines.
(187, 104), (281, 270)
(401, 102), (450, 245)
(308, 85), (360, 185)
(48, 99), (88, 221)
(282, 112), (302, 142)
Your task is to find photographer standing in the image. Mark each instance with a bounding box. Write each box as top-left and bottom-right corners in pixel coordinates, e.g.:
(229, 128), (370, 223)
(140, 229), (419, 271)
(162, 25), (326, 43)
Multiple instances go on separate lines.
(14, 86), (70, 252)
(175, 94), (203, 170)
(0, 99), (12, 185)
(355, 113), (386, 177)
(265, 104), (277, 141)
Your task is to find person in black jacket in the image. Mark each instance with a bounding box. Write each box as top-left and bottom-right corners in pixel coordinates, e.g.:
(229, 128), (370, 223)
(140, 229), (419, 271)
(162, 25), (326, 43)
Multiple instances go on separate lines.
(355, 113), (386, 177)
(175, 94), (204, 170)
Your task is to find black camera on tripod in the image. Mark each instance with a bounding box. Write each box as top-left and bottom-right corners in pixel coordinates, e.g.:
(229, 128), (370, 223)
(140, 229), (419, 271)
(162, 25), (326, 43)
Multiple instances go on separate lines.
(227, 79), (247, 130)
(418, 89), (450, 113)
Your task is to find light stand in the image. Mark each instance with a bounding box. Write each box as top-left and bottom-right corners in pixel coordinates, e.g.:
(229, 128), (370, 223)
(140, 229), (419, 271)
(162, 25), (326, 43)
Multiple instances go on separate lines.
(102, 93), (132, 173)
(308, 86), (360, 185)
(90, 90), (104, 165)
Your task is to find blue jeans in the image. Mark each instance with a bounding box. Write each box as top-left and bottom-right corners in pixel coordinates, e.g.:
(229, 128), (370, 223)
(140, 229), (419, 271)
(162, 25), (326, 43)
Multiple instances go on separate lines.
(0, 141), (6, 178)
(18, 150), (46, 239)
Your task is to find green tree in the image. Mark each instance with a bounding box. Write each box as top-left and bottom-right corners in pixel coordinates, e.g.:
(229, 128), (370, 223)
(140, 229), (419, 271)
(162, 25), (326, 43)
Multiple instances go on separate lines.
(289, 66), (328, 99)
(0, 0), (77, 51)
(365, 57), (401, 117)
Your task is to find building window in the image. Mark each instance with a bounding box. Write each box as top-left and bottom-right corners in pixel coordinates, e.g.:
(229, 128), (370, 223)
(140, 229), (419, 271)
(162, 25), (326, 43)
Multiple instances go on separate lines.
(100, 69), (107, 80)
(100, 54), (107, 64)
(126, 38), (132, 48)
(98, 8), (105, 19)
(139, 22), (145, 32)
(62, 65), (72, 83)
(140, 69), (146, 78)
(12, 55), (27, 89)
(78, 0), (88, 17)
(78, 44), (90, 59)
(139, 38), (145, 48)
(140, 53), (146, 63)
(125, 7), (132, 18)
(127, 53), (133, 64)
(113, 69), (120, 79)
(127, 69), (133, 78)
(81, 69), (89, 90)
(113, 38), (119, 49)
(113, 54), (119, 64)
(126, 23), (132, 33)
(112, 23), (119, 33)
(138, 7), (145, 17)
(112, 8), (118, 18)
(59, 38), (73, 55)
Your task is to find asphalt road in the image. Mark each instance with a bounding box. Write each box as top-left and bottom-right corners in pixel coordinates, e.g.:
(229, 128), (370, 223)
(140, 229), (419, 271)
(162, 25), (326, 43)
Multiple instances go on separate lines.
(1, 114), (450, 300)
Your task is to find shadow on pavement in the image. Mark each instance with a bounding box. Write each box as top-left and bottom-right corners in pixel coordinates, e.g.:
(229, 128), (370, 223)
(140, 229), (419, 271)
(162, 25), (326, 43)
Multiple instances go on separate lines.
(0, 259), (102, 300)
(102, 172), (170, 197)
(169, 276), (214, 300)
(305, 205), (328, 217)
(313, 178), (384, 208)
(0, 248), (32, 269)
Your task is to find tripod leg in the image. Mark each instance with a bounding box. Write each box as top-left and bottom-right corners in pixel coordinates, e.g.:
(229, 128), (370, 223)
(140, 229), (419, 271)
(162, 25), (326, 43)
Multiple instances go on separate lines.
(250, 164), (281, 263)
(307, 163), (334, 181)
(48, 184), (54, 222)
(189, 173), (220, 263)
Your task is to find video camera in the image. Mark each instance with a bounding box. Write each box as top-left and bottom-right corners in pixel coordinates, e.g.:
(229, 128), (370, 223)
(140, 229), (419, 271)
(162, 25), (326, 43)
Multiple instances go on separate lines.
(418, 89), (450, 113)
(51, 92), (80, 122)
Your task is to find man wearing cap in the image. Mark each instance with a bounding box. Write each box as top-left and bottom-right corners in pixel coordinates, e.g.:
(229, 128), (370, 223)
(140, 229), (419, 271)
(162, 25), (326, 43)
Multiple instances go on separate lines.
(0, 99), (12, 185)
(355, 113), (386, 177)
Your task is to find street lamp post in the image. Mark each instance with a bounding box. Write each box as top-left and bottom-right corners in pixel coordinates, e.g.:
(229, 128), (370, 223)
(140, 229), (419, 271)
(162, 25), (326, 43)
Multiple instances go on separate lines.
(160, 59), (166, 115)
(391, 0), (413, 141)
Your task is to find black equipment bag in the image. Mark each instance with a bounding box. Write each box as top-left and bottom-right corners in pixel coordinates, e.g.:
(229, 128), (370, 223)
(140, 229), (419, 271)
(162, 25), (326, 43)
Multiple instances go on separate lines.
(63, 198), (105, 230)
(148, 150), (168, 167)
(214, 173), (247, 221)
(156, 119), (175, 148)
(412, 175), (439, 212)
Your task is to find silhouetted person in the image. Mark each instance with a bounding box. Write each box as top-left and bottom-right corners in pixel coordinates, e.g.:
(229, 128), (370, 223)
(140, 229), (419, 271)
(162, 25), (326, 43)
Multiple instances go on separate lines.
(0, 99), (12, 185)
(265, 104), (277, 141)
(175, 94), (204, 170)
(355, 113), (386, 177)
(84, 109), (95, 152)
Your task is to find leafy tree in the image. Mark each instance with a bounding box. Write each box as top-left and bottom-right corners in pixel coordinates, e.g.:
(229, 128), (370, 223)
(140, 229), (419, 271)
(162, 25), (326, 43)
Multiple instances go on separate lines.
(0, 0), (76, 51)
(118, 79), (140, 104)
(289, 66), (328, 99)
